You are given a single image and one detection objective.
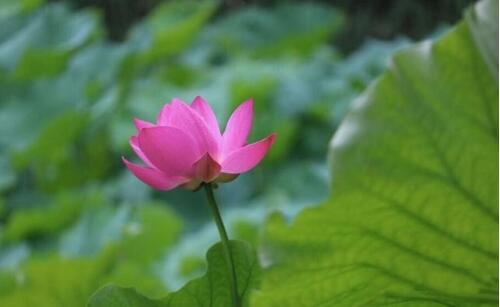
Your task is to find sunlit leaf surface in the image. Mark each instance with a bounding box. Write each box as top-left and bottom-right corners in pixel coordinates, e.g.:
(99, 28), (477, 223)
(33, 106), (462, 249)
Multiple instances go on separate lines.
(254, 0), (498, 305)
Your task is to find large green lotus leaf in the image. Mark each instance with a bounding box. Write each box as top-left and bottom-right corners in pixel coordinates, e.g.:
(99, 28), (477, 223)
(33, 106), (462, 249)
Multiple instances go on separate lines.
(253, 0), (498, 306)
(88, 240), (260, 307)
(465, 0), (498, 79)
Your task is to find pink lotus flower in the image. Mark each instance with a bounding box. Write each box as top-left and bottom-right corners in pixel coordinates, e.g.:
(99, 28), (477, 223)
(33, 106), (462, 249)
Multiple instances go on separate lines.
(123, 96), (276, 191)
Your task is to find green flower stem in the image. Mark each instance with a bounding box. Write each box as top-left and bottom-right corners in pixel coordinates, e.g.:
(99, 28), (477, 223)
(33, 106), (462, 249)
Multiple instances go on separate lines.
(203, 183), (240, 307)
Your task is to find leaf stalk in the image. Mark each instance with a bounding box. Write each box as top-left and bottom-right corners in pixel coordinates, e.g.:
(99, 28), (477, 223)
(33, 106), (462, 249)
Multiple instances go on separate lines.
(203, 183), (240, 307)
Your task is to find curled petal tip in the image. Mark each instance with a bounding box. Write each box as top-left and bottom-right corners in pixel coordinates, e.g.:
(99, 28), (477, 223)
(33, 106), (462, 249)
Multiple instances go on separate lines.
(171, 97), (187, 105)
(133, 118), (153, 131)
(122, 157), (185, 191)
(222, 99), (254, 154)
(221, 133), (275, 174)
(191, 96), (221, 137)
(268, 133), (277, 145)
(239, 98), (254, 111)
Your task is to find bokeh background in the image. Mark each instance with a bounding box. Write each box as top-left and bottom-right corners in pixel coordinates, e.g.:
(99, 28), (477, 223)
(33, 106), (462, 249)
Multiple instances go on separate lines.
(0, 0), (475, 305)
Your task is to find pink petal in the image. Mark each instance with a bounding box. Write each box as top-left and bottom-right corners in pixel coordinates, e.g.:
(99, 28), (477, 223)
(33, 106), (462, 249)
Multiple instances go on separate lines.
(193, 153), (221, 182)
(129, 136), (153, 167)
(222, 99), (253, 155)
(157, 102), (174, 125)
(122, 157), (186, 190)
(169, 99), (220, 157)
(221, 133), (276, 174)
(138, 126), (200, 177)
(134, 118), (153, 131)
(191, 96), (221, 137)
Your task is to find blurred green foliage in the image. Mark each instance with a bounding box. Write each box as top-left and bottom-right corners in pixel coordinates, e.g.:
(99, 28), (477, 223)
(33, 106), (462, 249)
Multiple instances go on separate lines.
(65, 0), (473, 49)
(0, 0), (452, 305)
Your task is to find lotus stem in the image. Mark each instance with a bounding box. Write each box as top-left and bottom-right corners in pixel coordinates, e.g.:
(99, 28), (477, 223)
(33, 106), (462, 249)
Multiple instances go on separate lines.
(203, 183), (240, 307)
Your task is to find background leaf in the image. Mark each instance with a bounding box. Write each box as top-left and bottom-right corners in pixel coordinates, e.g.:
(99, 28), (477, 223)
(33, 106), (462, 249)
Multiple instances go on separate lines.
(0, 3), (100, 79)
(88, 240), (260, 307)
(87, 286), (164, 307)
(0, 201), (183, 305)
